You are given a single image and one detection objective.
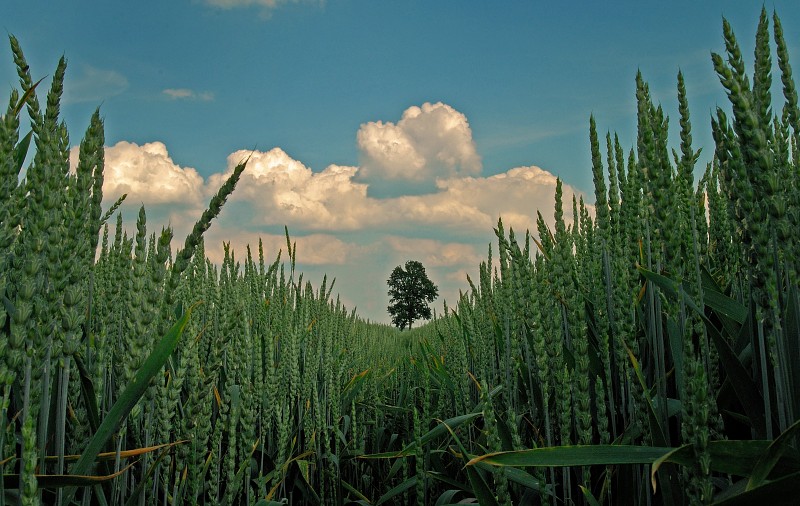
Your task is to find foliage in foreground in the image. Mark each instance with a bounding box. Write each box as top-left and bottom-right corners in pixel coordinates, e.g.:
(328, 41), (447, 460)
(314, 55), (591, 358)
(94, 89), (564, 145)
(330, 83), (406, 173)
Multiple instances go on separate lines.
(425, 8), (800, 505)
(1, 7), (799, 506)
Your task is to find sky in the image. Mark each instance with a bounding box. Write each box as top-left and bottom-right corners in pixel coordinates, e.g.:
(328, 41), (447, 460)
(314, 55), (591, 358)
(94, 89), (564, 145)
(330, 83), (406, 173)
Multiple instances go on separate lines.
(3, 1), (800, 323)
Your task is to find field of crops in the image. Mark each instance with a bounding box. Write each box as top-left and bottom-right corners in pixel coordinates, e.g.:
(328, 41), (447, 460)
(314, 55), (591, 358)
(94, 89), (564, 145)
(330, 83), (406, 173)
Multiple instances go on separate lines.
(2, 8), (800, 506)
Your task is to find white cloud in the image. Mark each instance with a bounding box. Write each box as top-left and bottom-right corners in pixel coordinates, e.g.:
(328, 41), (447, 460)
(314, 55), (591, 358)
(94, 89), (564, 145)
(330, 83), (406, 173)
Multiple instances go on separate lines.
(163, 88), (214, 101)
(206, 146), (577, 238)
(365, 165), (580, 237)
(69, 140), (207, 247)
(74, 102), (585, 322)
(431, 166), (580, 234)
(101, 141), (206, 207)
(355, 102), (481, 190)
(205, 0), (323, 14)
(206, 0), (275, 7)
(384, 237), (482, 268)
(208, 147), (375, 230)
(163, 88), (193, 99)
(64, 65), (128, 104)
(202, 230), (361, 266)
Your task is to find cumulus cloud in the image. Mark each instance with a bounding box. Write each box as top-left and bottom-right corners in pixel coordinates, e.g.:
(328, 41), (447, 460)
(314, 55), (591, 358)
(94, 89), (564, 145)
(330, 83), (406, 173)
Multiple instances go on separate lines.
(204, 145), (577, 238)
(205, 0), (323, 15)
(64, 65), (128, 104)
(431, 166), (580, 234)
(69, 140), (207, 246)
(355, 102), (481, 195)
(101, 141), (206, 207)
(206, 0), (277, 6)
(74, 101), (585, 322)
(208, 147), (375, 230)
(163, 88), (214, 101)
(201, 229), (362, 266)
(369, 165), (580, 237)
(384, 237), (482, 268)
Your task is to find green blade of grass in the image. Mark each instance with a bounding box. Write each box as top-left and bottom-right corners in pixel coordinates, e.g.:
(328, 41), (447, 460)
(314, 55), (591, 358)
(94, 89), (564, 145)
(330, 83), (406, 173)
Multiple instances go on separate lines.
(639, 266), (769, 436)
(651, 439), (800, 485)
(375, 475), (416, 506)
(359, 412), (480, 459)
(42, 440), (187, 463)
(440, 421), (500, 506)
(12, 130), (32, 175)
(624, 343), (669, 447)
(714, 470), (800, 505)
(341, 477), (371, 504)
(783, 285), (800, 427)
(699, 266), (747, 324)
(468, 445), (673, 468)
(72, 353), (101, 435)
(433, 489), (462, 506)
(3, 461), (137, 488)
(473, 462), (552, 497)
(706, 315), (768, 438)
(580, 484), (602, 506)
(747, 418), (800, 490)
(12, 76), (45, 117)
(426, 471), (470, 493)
(123, 443), (178, 506)
(61, 305), (195, 505)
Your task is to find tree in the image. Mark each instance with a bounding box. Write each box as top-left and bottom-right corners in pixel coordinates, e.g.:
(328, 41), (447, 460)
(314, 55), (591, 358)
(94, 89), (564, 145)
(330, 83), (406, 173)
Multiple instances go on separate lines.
(387, 260), (439, 330)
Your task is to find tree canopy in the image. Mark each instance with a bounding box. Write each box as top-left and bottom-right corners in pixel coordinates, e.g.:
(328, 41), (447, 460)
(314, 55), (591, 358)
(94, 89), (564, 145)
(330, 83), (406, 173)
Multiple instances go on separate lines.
(387, 260), (439, 330)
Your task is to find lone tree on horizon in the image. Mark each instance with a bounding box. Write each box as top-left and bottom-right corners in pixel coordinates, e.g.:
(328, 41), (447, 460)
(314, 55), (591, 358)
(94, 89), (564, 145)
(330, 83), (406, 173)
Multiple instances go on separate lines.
(387, 260), (439, 330)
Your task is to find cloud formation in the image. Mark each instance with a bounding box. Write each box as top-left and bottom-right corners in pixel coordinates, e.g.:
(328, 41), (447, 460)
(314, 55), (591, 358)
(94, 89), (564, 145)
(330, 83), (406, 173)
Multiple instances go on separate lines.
(201, 229), (362, 266)
(163, 88), (214, 101)
(208, 147), (374, 230)
(85, 102), (583, 322)
(355, 102), (482, 196)
(102, 141), (206, 207)
(204, 0), (323, 14)
(384, 237), (483, 268)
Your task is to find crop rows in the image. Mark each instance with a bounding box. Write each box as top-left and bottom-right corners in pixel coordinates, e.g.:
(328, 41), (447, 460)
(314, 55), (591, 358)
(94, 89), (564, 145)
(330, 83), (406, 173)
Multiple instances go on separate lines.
(2, 8), (799, 505)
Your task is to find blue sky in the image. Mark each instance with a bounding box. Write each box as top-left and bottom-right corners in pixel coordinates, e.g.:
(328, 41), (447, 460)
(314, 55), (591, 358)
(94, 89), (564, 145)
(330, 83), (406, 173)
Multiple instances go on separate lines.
(3, 1), (800, 322)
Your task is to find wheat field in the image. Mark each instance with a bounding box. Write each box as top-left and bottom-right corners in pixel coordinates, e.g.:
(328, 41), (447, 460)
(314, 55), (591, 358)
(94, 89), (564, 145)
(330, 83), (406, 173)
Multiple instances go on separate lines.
(1, 8), (799, 505)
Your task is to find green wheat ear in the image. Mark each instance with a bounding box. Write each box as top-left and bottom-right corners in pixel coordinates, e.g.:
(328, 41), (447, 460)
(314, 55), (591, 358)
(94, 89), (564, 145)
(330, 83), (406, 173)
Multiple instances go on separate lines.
(2, 8), (799, 504)
(61, 306), (195, 506)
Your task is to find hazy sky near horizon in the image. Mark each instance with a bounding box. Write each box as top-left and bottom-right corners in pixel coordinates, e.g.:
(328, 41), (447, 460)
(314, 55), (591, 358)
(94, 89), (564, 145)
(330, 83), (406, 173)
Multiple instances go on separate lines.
(3, 1), (800, 322)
